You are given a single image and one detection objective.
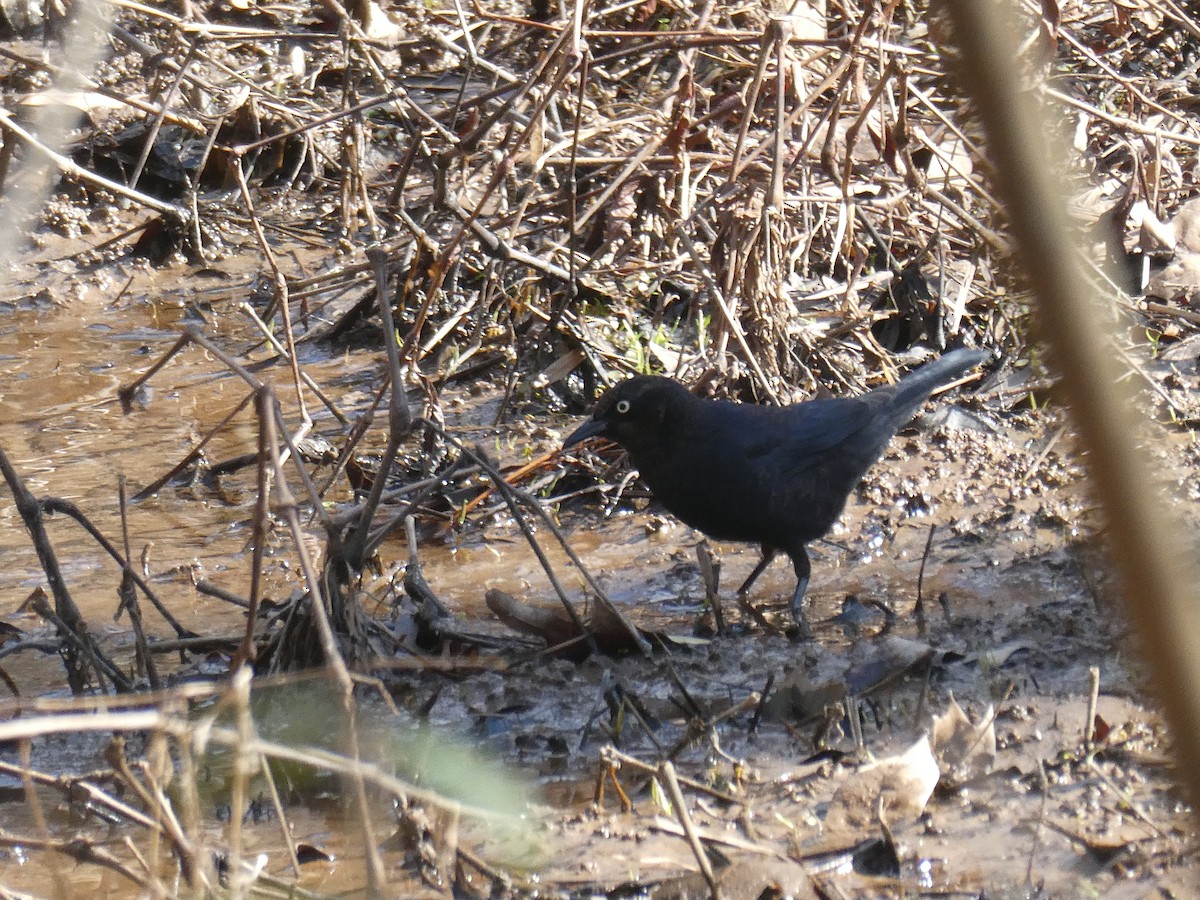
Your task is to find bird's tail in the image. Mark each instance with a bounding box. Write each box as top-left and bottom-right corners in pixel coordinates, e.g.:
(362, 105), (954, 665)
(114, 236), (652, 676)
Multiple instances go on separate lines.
(889, 347), (991, 417)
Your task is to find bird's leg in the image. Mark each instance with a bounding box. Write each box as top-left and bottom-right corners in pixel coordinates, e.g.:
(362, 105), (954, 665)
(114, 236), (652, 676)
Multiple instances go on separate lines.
(737, 546), (777, 595)
(736, 546), (777, 630)
(788, 546), (813, 640)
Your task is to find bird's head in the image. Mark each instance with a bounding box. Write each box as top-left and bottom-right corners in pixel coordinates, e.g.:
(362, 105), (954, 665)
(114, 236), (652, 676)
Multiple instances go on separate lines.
(562, 375), (693, 456)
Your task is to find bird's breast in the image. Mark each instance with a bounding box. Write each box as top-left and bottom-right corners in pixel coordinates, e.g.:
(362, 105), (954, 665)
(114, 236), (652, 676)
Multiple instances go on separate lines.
(629, 435), (771, 542)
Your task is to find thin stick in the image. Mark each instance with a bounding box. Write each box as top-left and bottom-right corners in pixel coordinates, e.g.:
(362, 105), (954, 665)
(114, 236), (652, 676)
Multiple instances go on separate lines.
(0, 109), (189, 221)
(915, 523), (936, 635)
(256, 386), (387, 891)
(117, 476), (161, 689)
(658, 761), (722, 899)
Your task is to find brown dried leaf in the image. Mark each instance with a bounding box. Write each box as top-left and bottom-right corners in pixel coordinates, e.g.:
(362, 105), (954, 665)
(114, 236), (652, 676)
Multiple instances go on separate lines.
(827, 736), (939, 829)
(930, 698), (996, 785)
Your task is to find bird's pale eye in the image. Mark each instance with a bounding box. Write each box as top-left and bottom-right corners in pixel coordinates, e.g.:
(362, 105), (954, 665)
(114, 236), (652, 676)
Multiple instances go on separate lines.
(616, 399), (631, 414)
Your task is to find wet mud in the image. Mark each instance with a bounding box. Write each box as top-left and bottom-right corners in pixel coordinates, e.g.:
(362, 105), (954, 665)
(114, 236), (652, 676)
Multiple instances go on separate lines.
(0, 230), (1196, 896)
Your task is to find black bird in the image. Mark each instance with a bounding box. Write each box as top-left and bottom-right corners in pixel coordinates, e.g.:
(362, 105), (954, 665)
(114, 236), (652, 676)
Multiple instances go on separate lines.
(563, 348), (990, 637)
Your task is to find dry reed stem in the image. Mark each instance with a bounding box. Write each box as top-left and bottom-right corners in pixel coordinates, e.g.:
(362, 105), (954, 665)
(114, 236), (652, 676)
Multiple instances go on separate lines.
(0, 673), (510, 893)
(941, 0), (1200, 817)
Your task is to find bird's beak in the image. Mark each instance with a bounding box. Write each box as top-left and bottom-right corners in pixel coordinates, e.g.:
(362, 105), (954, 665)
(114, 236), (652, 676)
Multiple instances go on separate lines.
(562, 417), (608, 450)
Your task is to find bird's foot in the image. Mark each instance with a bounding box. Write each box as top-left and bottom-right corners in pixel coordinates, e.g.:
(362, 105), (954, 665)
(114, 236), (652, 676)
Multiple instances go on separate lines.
(788, 574), (812, 641)
(735, 592), (775, 631)
(786, 613), (813, 642)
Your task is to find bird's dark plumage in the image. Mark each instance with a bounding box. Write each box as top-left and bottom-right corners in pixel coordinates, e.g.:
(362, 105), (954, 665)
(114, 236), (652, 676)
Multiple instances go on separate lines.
(563, 348), (990, 637)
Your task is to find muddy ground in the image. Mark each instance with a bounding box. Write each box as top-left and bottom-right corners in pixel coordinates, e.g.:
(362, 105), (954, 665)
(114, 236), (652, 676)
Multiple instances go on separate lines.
(0, 225), (1198, 897)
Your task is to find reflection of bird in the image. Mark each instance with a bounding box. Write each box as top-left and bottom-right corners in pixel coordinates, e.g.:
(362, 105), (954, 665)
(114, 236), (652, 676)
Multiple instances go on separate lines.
(563, 349), (990, 637)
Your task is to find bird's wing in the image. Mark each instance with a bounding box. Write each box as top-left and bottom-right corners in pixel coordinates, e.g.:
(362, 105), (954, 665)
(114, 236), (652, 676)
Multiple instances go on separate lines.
(740, 396), (880, 461)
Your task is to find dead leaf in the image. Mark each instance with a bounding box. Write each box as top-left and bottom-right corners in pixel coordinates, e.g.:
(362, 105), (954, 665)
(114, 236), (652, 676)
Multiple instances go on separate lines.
(1147, 253), (1200, 304)
(1129, 199), (1175, 253)
(360, 0), (405, 45)
(484, 588), (648, 656)
(964, 639), (1032, 669)
(1172, 197), (1200, 255)
(784, 0), (826, 45)
(20, 89), (124, 115)
(826, 736), (939, 829)
(930, 698), (996, 785)
(532, 349), (585, 388)
(844, 635), (935, 695)
(485, 588), (583, 647)
(762, 667), (846, 722)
